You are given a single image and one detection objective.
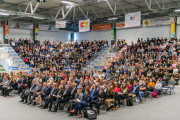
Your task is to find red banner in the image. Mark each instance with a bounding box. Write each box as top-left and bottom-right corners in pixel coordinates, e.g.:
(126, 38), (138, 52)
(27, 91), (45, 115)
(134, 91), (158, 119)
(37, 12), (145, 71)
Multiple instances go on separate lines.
(5, 25), (8, 39)
(92, 24), (111, 31)
(116, 22), (125, 29)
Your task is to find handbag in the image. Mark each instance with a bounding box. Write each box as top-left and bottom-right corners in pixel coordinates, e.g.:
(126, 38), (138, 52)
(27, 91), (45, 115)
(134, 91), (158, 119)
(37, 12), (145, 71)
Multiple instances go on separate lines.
(84, 107), (97, 119)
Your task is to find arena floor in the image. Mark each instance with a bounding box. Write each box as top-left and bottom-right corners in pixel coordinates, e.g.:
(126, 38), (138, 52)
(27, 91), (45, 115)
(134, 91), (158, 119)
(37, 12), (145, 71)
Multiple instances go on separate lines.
(1, 87), (180, 120)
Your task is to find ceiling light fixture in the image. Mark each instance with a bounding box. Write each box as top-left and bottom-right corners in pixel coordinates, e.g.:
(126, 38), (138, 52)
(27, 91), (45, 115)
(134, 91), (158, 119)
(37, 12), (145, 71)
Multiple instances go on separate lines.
(61, 1), (74, 5)
(174, 9), (180, 12)
(108, 17), (118, 21)
(66, 5), (70, 9)
(0, 12), (9, 16)
(33, 16), (44, 19)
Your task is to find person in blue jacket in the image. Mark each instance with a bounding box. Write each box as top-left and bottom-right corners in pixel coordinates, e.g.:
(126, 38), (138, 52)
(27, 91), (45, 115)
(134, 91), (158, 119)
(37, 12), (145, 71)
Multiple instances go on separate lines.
(70, 89), (91, 118)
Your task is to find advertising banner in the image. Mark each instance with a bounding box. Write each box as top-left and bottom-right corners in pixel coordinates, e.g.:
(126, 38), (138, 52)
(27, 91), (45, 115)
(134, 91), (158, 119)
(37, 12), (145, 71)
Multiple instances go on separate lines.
(111, 28), (114, 40)
(35, 28), (38, 40)
(55, 21), (66, 28)
(143, 18), (171, 27)
(177, 17), (180, 24)
(125, 12), (141, 28)
(116, 22), (125, 29)
(92, 24), (111, 31)
(79, 19), (90, 32)
(171, 18), (175, 38)
(5, 25), (8, 39)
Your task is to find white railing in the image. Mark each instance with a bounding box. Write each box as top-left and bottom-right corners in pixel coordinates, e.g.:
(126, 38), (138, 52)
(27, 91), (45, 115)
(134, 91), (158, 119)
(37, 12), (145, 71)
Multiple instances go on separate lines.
(1, 59), (9, 73)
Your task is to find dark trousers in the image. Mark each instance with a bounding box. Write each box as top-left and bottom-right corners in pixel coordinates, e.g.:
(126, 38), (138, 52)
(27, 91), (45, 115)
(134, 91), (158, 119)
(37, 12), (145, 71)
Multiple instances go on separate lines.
(4, 88), (11, 97)
(54, 98), (68, 111)
(48, 96), (57, 111)
(91, 100), (105, 112)
(21, 90), (30, 102)
(31, 93), (38, 101)
(75, 102), (89, 114)
(28, 92), (34, 103)
(2, 87), (6, 96)
(2, 87), (11, 96)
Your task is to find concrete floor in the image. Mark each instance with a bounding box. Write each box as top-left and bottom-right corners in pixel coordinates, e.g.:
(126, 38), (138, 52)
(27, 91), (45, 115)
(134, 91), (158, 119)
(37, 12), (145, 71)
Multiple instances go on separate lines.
(0, 87), (180, 120)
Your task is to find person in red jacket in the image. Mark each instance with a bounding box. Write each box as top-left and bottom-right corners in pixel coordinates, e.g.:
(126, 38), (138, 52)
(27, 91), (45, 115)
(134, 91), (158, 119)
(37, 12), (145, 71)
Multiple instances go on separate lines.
(113, 83), (121, 92)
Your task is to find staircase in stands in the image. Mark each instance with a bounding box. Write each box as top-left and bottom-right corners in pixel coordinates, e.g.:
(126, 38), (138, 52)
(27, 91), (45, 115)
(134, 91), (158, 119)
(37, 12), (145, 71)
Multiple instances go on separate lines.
(0, 44), (32, 74)
(84, 45), (127, 72)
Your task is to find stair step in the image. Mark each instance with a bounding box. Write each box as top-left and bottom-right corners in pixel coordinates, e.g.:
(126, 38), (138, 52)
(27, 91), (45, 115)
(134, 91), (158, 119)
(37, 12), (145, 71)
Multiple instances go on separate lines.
(0, 69), (5, 71)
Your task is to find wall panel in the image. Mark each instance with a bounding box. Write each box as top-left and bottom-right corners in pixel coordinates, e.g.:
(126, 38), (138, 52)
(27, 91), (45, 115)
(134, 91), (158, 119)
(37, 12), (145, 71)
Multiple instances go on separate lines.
(9, 28), (33, 40)
(0, 27), (3, 43)
(74, 30), (111, 44)
(38, 30), (70, 44)
(116, 25), (171, 45)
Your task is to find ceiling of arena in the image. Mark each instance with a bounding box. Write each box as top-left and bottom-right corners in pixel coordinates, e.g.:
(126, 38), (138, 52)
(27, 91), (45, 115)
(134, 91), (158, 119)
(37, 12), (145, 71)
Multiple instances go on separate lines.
(0, 0), (180, 25)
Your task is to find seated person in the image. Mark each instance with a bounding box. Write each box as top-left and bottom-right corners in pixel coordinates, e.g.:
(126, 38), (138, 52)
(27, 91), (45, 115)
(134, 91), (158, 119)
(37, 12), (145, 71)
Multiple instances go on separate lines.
(41, 83), (59, 110)
(17, 76), (27, 94)
(31, 82), (46, 105)
(147, 78), (155, 92)
(20, 79), (37, 103)
(90, 84), (98, 101)
(50, 85), (64, 112)
(154, 79), (162, 95)
(70, 83), (77, 101)
(127, 81), (132, 93)
(105, 86), (115, 111)
(118, 83), (128, 105)
(96, 86), (106, 114)
(129, 80), (139, 100)
(113, 83), (121, 93)
(68, 89), (83, 112)
(53, 85), (71, 112)
(0, 76), (6, 90)
(28, 81), (42, 104)
(3, 77), (13, 97)
(70, 89), (91, 118)
(32, 83), (51, 107)
(139, 80), (147, 103)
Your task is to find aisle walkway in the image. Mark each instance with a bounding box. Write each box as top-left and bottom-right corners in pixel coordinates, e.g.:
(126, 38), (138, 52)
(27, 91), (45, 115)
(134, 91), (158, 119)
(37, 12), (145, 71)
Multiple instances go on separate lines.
(0, 87), (180, 120)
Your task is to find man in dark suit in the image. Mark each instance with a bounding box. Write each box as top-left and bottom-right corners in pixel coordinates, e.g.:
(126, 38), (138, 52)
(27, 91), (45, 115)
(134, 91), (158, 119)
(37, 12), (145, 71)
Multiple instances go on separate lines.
(4, 77), (13, 97)
(17, 76), (27, 94)
(50, 85), (64, 112)
(28, 81), (42, 104)
(103, 83), (108, 94)
(96, 82), (100, 92)
(41, 83), (58, 110)
(67, 81), (72, 91)
(20, 79), (37, 103)
(129, 80), (139, 99)
(70, 83), (77, 100)
(31, 82), (46, 105)
(90, 84), (98, 100)
(53, 85), (71, 112)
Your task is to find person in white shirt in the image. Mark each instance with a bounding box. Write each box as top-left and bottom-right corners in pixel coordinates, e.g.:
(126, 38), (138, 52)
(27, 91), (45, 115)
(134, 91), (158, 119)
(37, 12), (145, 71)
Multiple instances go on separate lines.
(93, 70), (98, 78)
(155, 79), (162, 95)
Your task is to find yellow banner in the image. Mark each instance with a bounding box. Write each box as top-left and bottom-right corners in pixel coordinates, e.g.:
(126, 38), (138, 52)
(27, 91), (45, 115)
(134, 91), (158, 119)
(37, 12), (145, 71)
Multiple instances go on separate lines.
(171, 22), (175, 37)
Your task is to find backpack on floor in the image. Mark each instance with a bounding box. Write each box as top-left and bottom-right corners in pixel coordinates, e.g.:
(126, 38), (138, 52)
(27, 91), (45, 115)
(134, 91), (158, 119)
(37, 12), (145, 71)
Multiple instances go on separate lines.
(84, 107), (97, 119)
(126, 98), (133, 106)
(152, 90), (157, 98)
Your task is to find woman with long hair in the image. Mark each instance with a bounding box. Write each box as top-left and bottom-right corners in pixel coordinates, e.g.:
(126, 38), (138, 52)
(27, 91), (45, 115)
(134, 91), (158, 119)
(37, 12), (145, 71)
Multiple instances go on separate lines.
(32, 83), (51, 107)
(70, 89), (91, 118)
(105, 86), (115, 111)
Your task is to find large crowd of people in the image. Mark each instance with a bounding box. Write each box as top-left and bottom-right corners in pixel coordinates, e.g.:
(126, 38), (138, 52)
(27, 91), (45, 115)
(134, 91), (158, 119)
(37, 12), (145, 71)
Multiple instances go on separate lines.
(0, 37), (179, 119)
(10, 38), (108, 71)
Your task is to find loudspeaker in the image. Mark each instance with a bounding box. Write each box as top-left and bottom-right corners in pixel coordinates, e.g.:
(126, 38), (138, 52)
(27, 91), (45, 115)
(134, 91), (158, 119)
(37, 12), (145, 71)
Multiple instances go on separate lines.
(37, 0), (45, 2)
